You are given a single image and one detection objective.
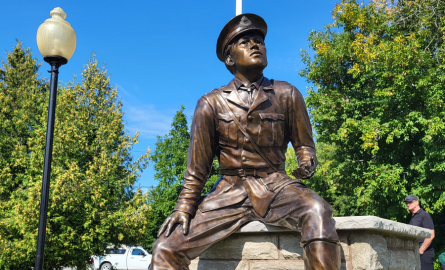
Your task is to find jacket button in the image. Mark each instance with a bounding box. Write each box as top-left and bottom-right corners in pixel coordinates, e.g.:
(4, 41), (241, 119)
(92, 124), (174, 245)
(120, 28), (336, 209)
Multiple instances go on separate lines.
(248, 116), (253, 120)
(242, 157), (247, 161)
(245, 138), (249, 142)
(241, 177), (246, 181)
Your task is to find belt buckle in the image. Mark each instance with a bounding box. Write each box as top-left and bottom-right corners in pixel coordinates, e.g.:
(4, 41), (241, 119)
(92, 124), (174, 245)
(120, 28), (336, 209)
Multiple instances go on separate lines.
(238, 169), (246, 177)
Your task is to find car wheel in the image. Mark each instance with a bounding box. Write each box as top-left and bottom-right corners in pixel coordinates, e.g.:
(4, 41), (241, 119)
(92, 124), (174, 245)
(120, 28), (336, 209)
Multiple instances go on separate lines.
(100, 262), (112, 270)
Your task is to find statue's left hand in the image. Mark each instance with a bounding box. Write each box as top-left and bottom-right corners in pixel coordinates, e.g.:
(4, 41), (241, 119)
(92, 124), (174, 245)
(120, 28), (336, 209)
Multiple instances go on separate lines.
(292, 156), (316, 179)
(157, 211), (190, 238)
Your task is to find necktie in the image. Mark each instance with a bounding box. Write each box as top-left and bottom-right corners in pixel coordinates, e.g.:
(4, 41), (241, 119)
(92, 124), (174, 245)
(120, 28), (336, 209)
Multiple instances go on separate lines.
(239, 84), (256, 106)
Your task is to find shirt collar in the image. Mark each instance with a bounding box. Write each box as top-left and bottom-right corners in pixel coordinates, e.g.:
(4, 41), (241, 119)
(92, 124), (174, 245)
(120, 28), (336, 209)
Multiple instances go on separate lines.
(233, 75), (264, 90)
(222, 76), (273, 92)
(413, 208), (424, 216)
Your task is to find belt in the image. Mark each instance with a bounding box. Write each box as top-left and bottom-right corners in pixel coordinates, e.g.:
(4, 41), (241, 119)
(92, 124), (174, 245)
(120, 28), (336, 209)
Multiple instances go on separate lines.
(219, 167), (279, 178)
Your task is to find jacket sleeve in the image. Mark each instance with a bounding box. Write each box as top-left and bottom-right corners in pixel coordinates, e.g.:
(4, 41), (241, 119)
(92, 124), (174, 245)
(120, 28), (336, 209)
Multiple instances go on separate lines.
(174, 96), (217, 215)
(289, 86), (318, 167)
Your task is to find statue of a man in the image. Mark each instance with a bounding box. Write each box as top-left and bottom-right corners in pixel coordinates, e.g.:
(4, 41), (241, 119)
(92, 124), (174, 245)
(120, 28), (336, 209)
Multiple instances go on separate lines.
(150, 13), (341, 270)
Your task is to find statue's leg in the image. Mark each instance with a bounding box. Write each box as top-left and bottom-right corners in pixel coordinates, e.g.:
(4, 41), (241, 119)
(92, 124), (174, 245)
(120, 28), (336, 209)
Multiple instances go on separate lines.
(150, 203), (254, 270)
(262, 183), (341, 270)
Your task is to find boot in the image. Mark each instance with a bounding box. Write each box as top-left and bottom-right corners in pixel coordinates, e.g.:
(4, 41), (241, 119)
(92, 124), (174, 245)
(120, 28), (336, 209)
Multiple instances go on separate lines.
(303, 241), (341, 270)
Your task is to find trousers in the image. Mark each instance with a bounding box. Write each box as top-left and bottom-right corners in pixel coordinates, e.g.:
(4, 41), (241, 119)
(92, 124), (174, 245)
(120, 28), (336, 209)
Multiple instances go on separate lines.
(420, 248), (435, 270)
(150, 183), (340, 270)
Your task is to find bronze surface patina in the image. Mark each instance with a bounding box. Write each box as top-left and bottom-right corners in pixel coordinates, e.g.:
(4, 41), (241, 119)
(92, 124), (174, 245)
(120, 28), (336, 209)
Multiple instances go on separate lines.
(150, 13), (341, 270)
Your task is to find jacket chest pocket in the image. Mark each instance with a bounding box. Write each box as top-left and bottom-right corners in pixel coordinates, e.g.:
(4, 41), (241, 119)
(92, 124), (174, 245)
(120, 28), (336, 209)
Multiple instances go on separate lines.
(258, 113), (285, 146)
(218, 113), (240, 148)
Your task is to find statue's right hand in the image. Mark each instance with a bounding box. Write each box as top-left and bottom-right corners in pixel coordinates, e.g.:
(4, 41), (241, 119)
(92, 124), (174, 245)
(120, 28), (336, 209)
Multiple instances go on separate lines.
(157, 211), (190, 238)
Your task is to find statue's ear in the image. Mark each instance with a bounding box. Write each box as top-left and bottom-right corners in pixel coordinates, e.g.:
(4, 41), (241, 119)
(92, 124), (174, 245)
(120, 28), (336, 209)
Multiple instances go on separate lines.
(225, 55), (234, 66)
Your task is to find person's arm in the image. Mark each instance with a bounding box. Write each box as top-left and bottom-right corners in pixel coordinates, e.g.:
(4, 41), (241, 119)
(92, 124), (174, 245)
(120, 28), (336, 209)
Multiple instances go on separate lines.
(419, 212), (435, 254)
(158, 96), (217, 237)
(419, 229), (435, 254)
(289, 85), (318, 179)
(174, 96), (217, 214)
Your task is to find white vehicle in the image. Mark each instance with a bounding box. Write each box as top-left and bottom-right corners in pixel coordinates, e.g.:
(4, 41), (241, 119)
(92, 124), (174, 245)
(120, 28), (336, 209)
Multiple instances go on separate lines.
(90, 245), (152, 270)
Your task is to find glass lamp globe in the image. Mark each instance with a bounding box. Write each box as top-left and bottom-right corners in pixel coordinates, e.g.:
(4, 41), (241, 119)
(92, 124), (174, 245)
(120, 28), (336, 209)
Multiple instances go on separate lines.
(36, 7), (76, 64)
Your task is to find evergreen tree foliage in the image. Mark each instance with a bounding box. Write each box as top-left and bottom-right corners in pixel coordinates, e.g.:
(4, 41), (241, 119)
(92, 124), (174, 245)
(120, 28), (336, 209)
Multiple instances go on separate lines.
(145, 106), (219, 251)
(0, 42), (47, 269)
(0, 44), (150, 269)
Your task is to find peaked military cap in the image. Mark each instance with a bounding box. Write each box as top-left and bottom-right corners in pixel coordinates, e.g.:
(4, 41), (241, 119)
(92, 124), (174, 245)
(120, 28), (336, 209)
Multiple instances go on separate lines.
(217, 13), (267, 62)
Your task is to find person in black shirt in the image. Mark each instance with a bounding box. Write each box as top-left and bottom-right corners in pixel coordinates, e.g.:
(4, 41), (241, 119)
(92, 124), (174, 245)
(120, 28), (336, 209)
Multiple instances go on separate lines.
(405, 195), (435, 270)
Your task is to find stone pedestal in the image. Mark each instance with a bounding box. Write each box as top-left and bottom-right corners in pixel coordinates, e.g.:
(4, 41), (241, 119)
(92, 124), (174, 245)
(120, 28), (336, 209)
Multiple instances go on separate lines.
(189, 216), (431, 270)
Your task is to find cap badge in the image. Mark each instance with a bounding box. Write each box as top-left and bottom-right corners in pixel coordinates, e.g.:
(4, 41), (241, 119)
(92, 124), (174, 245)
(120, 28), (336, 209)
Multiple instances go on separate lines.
(240, 16), (252, 27)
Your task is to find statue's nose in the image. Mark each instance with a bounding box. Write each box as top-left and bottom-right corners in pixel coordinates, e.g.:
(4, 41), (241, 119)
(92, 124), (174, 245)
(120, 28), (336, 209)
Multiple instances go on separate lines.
(250, 39), (259, 49)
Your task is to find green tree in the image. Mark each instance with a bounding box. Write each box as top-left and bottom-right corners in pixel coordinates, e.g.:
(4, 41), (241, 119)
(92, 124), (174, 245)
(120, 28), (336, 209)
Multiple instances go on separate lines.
(300, 1), (445, 263)
(145, 106), (219, 251)
(0, 44), (150, 269)
(301, 0), (445, 221)
(0, 42), (48, 269)
(285, 142), (339, 205)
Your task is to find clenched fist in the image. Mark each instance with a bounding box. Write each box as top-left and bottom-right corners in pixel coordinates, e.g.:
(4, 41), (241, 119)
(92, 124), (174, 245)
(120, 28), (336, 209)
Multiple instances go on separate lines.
(292, 156), (317, 179)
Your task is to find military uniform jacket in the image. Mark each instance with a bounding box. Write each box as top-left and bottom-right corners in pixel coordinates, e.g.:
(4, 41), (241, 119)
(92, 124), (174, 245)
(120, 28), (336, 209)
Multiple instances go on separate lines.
(174, 77), (316, 216)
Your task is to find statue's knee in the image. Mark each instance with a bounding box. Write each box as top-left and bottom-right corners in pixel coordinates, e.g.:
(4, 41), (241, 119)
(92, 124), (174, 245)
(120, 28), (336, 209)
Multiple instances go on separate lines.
(152, 237), (176, 254)
(309, 200), (333, 219)
(152, 239), (162, 254)
(321, 202), (333, 218)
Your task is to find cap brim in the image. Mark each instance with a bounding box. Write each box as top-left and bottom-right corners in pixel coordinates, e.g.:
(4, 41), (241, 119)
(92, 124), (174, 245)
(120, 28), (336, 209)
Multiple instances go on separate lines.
(216, 13), (267, 62)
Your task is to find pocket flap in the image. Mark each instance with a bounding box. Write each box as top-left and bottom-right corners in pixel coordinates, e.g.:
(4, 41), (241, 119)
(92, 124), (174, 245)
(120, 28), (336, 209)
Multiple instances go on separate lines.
(259, 113), (285, 121)
(218, 112), (241, 122)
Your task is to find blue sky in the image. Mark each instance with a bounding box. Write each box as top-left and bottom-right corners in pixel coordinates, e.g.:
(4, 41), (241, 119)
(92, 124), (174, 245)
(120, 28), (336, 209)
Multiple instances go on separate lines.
(0, 0), (338, 190)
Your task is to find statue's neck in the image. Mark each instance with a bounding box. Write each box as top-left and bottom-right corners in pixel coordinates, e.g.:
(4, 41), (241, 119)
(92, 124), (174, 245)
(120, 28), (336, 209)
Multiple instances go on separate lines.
(234, 70), (263, 85)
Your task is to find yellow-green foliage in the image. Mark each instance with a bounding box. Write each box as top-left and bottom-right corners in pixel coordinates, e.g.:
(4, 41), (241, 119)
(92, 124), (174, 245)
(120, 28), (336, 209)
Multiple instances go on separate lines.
(0, 44), (150, 269)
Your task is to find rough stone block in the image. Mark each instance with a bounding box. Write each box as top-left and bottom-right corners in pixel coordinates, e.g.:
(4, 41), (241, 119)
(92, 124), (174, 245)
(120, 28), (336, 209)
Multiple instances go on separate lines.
(338, 233), (350, 261)
(405, 239), (415, 249)
(189, 259), (248, 270)
(334, 216), (431, 239)
(278, 233), (303, 260)
(387, 237), (405, 250)
(249, 260), (305, 270)
(350, 232), (389, 269)
(413, 242), (421, 267)
(199, 234), (279, 260)
(237, 221), (289, 233)
(388, 250), (419, 270)
(238, 217), (431, 239)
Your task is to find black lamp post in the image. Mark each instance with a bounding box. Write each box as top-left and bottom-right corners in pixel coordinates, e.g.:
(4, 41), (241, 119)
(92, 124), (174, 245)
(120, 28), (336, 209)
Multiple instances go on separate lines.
(35, 7), (76, 270)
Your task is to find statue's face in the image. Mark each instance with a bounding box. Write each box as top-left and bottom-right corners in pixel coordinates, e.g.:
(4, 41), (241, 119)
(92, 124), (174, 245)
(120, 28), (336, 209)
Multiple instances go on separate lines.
(229, 33), (267, 72)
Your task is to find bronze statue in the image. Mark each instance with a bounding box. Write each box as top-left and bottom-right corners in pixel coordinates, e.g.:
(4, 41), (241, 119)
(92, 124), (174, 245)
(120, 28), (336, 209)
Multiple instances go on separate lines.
(150, 13), (341, 270)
